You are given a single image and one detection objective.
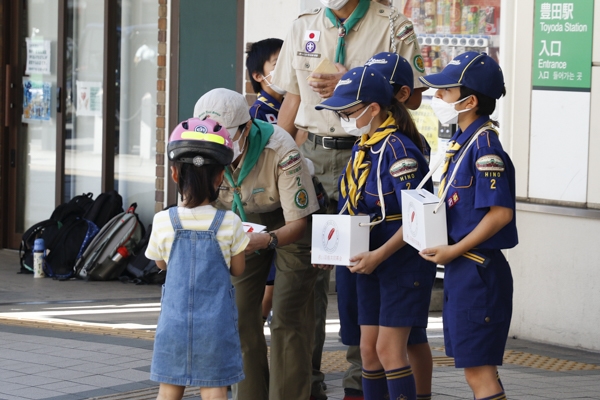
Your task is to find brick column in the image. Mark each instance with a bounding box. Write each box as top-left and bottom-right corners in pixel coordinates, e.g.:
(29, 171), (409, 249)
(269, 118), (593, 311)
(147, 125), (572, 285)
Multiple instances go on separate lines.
(155, 0), (168, 213)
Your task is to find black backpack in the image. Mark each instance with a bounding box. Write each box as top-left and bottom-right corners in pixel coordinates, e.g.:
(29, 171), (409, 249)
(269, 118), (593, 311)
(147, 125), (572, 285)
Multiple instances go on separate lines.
(44, 218), (99, 280)
(84, 190), (124, 229)
(124, 224), (166, 285)
(19, 201), (88, 274)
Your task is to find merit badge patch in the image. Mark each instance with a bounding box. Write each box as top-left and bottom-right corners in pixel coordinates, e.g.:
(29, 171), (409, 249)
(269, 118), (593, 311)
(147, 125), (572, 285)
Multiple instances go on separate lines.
(305, 41), (316, 53)
(413, 55), (425, 73)
(295, 189), (309, 209)
(390, 158), (418, 178)
(476, 155), (505, 172)
(279, 151), (302, 171)
(447, 192), (460, 208)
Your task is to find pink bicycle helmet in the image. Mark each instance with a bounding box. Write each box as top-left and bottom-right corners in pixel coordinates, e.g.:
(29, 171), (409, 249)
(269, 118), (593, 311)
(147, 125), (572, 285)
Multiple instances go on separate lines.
(167, 118), (234, 166)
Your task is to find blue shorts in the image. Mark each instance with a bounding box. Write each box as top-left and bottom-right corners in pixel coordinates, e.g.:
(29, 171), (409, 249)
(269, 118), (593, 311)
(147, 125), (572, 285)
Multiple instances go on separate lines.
(266, 260), (276, 285)
(357, 251), (435, 328)
(443, 249), (513, 368)
(408, 327), (428, 346)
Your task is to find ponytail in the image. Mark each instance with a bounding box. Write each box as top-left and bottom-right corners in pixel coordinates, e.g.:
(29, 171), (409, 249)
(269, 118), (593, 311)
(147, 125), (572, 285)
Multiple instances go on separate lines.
(387, 98), (425, 154)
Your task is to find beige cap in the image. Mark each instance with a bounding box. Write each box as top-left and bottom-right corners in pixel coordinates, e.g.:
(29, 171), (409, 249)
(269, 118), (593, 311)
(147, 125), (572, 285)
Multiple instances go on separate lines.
(193, 88), (251, 137)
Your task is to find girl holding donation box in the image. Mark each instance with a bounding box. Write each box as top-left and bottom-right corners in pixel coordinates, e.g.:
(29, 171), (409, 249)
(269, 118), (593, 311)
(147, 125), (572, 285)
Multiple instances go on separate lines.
(314, 66), (434, 400)
(419, 51), (517, 400)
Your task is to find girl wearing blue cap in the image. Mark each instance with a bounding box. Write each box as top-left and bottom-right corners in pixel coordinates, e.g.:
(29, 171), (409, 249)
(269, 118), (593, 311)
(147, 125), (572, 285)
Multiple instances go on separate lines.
(419, 52), (517, 400)
(315, 66), (434, 400)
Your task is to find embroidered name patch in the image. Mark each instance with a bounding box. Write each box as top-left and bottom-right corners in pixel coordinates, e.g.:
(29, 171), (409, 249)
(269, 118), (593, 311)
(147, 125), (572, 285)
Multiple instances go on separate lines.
(279, 151), (302, 171)
(295, 189), (309, 209)
(476, 155), (505, 172)
(390, 158), (418, 178)
(297, 51), (321, 58)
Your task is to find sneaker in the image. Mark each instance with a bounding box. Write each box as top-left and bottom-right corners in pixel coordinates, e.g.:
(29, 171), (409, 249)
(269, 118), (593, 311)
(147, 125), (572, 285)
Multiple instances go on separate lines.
(343, 388), (364, 400)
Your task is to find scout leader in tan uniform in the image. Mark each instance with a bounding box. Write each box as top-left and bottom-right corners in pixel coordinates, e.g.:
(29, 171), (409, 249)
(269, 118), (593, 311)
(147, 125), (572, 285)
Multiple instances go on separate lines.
(193, 88), (320, 400)
(273, 1), (426, 399)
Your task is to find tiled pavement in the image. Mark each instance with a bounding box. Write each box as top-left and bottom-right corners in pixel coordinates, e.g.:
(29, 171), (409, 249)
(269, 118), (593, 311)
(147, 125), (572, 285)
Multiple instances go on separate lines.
(0, 249), (599, 399)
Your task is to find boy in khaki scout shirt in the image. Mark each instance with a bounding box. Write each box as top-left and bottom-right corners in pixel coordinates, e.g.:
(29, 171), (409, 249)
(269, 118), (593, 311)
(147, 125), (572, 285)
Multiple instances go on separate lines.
(273, 1), (427, 399)
(194, 88), (320, 400)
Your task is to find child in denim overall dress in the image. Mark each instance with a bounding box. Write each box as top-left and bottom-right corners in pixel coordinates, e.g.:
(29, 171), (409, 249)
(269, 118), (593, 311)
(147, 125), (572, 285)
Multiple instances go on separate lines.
(419, 52), (517, 400)
(145, 118), (249, 400)
(314, 66), (435, 400)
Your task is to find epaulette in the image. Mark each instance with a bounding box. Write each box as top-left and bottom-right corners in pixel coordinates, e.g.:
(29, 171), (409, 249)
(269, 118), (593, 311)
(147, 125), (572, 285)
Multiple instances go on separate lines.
(299, 7), (321, 17)
(373, 2), (393, 17)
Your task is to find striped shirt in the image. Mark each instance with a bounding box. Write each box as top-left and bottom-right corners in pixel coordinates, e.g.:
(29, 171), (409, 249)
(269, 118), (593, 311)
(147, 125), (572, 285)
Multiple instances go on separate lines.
(145, 205), (249, 269)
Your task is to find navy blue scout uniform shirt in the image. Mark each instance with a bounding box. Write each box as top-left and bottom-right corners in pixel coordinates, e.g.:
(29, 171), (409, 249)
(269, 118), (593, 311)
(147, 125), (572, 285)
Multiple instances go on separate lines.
(444, 115), (518, 249)
(339, 132), (432, 259)
(249, 90), (281, 124)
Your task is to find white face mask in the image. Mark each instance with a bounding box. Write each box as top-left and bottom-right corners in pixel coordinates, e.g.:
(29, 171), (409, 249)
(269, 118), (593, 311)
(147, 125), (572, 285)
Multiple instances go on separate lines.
(262, 71), (286, 96)
(340, 106), (373, 137)
(232, 128), (247, 161)
(430, 95), (472, 125)
(319, 0), (350, 10)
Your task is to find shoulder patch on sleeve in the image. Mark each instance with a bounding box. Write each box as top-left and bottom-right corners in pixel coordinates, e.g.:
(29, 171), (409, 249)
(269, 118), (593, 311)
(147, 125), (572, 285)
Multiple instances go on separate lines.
(390, 158), (418, 177)
(279, 150), (302, 171)
(294, 188), (309, 209)
(396, 20), (417, 45)
(476, 155), (505, 172)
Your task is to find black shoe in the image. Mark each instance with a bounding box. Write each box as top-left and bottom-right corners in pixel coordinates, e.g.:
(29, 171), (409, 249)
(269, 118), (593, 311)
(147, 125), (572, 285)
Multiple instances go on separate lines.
(320, 381), (327, 392)
(343, 388), (364, 399)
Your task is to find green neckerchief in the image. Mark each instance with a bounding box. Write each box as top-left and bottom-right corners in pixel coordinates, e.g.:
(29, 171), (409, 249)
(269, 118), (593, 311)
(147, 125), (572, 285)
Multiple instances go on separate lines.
(325, 0), (371, 65)
(224, 119), (274, 222)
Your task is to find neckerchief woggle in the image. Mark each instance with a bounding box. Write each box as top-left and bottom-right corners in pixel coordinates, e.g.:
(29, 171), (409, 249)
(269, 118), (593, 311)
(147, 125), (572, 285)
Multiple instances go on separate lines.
(325, 0), (371, 65)
(224, 119), (274, 222)
(340, 113), (397, 215)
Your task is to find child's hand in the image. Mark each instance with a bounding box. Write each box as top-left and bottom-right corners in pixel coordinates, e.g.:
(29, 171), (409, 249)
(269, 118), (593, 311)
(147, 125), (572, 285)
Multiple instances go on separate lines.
(419, 245), (460, 266)
(347, 251), (381, 275)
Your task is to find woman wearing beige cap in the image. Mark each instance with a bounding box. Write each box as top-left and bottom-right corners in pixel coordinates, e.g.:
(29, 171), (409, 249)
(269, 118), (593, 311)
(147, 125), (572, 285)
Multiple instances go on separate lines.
(193, 88), (320, 400)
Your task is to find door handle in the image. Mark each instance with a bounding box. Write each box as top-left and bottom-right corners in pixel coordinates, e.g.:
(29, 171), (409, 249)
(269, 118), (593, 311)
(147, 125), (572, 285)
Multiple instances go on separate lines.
(4, 65), (11, 128)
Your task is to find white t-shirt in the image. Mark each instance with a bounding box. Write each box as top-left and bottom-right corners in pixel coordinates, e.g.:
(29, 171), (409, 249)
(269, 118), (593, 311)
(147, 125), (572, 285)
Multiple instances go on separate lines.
(145, 205), (249, 269)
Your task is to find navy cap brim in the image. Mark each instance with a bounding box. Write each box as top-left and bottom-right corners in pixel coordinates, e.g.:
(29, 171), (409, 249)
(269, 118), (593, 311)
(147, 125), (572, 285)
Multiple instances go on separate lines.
(315, 97), (361, 111)
(419, 73), (461, 89)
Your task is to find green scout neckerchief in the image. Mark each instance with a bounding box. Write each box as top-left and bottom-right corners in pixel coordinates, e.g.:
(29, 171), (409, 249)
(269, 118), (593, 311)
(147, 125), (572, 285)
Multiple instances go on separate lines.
(325, 0), (371, 65)
(224, 119), (274, 222)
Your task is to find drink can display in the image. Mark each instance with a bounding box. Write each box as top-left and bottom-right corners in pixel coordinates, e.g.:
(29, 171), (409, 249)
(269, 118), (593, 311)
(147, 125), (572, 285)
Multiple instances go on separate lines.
(449, 0), (462, 34)
(436, 0), (450, 34)
(485, 7), (497, 34)
(478, 8), (488, 34)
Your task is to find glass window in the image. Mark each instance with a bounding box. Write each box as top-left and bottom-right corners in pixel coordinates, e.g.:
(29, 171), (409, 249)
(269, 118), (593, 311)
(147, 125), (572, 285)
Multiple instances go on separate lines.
(20, 0), (59, 229)
(115, 0), (158, 225)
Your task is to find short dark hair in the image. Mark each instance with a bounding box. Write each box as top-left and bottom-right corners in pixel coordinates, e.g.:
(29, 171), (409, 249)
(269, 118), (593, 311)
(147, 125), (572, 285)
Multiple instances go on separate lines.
(173, 162), (224, 208)
(459, 85), (506, 117)
(246, 38), (283, 94)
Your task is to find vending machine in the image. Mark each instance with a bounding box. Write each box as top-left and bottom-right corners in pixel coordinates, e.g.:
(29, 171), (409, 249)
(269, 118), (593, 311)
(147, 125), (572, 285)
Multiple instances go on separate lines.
(399, 0), (502, 182)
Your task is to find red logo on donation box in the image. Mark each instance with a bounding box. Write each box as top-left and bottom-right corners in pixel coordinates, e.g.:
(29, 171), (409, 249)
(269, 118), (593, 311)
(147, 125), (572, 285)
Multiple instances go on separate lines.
(321, 220), (339, 254)
(408, 202), (419, 241)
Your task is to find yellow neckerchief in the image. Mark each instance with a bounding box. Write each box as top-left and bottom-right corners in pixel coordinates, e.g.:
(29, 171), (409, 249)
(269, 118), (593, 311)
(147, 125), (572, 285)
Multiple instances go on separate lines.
(340, 113), (397, 215)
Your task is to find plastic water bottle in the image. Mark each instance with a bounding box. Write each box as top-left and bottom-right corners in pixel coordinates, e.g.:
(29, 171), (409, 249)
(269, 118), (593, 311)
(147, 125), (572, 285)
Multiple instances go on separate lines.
(33, 238), (46, 278)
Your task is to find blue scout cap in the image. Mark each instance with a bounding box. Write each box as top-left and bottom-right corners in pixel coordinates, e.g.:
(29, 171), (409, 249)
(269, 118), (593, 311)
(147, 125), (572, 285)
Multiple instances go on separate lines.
(315, 67), (393, 111)
(419, 52), (505, 99)
(365, 52), (414, 94)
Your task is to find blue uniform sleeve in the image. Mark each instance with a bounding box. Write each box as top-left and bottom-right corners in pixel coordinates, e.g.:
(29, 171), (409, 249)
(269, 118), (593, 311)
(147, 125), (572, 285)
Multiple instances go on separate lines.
(472, 133), (514, 210)
(386, 135), (427, 206)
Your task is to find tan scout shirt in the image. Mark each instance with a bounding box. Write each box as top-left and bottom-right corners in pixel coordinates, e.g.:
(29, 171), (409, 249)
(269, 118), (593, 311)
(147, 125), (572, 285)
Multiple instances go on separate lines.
(216, 125), (319, 222)
(273, 1), (425, 138)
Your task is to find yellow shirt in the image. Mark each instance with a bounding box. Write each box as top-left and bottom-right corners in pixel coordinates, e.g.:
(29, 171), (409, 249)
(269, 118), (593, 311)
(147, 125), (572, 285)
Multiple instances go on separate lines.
(215, 125), (319, 222)
(145, 205), (249, 268)
(273, 1), (425, 137)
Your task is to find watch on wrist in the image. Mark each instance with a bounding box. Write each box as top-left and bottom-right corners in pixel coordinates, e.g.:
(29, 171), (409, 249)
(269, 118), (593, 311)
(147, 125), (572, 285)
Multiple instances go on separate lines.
(266, 232), (278, 250)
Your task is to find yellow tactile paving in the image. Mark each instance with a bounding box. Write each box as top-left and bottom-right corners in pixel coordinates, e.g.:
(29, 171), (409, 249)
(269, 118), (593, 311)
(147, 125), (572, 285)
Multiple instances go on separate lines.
(3, 317), (599, 374)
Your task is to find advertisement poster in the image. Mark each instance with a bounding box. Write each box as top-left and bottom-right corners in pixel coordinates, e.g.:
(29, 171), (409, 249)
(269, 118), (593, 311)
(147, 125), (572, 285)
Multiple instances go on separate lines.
(76, 81), (103, 116)
(25, 38), (52, 75)
(22, 79), (52, 122)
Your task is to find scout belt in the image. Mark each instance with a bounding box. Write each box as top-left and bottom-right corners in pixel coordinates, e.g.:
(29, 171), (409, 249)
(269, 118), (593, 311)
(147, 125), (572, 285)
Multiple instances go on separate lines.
(308, 132), (356, 150)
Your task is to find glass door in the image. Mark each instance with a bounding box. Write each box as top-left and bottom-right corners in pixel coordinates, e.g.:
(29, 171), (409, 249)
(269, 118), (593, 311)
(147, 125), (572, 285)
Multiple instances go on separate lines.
(64, 0), (105, 200)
